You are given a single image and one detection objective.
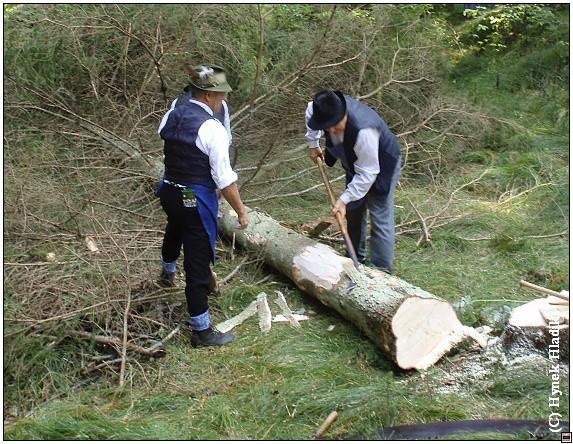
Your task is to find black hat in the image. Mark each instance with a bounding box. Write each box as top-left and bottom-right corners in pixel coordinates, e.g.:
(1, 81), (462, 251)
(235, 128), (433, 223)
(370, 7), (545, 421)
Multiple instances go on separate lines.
(307, 90), (347, 130)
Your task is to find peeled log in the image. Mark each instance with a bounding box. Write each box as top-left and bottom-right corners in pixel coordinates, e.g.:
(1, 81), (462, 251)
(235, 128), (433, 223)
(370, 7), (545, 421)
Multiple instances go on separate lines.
(219, 204), (485, 370)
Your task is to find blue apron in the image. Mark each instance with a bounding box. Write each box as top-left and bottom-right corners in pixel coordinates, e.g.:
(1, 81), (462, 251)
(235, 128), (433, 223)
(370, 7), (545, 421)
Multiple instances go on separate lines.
(156, 178), (218, 264)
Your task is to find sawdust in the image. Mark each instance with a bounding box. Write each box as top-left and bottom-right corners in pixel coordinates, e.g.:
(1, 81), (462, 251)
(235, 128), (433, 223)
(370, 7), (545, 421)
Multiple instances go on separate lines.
(402, 334), (570, 395)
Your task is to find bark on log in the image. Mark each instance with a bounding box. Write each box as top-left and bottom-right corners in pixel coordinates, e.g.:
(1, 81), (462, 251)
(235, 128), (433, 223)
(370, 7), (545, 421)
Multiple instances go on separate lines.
(219, 203), (485, 370)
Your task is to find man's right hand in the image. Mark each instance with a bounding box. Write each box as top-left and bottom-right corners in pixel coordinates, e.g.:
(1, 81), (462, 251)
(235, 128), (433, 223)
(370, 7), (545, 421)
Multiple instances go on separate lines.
(237, 210), (249, 229)
(308, 148), (323, 165)
(221, 182), (249, 229)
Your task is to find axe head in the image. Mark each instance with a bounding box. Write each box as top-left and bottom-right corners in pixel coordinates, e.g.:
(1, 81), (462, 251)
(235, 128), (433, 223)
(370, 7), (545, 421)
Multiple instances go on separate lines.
(300, 217), (337, 236)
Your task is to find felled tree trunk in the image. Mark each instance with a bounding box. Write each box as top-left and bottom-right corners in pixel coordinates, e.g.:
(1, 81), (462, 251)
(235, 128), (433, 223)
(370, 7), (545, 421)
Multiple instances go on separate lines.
(219, 204), (485, 370)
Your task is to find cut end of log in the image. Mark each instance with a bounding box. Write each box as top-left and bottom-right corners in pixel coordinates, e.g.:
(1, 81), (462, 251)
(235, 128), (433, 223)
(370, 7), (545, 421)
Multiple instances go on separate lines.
(392, 297), (478, 370)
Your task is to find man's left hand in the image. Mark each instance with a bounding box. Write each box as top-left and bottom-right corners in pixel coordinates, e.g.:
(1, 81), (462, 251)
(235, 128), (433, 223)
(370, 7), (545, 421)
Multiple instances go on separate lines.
(331, 199), (346, 220)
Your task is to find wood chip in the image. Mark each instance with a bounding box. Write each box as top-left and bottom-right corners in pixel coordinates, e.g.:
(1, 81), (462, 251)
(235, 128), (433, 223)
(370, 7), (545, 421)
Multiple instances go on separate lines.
(300, 216), (338, 236)
(257, 292), (272, 333)
(85, 236), (99, 253)
(215, 300), (258, 333)
(272, 314), (309, 323)
(274, 290), (301, 328)
(548, 294), (569, 305)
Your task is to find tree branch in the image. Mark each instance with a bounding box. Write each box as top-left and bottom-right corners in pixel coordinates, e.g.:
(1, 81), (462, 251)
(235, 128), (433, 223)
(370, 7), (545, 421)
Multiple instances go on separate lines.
(244, 175), (344, 204)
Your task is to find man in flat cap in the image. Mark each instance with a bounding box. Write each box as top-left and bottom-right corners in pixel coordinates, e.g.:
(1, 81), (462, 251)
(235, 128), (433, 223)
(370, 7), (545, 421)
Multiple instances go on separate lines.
(156, 65), (248, 347)
(305, 90), (401, 274)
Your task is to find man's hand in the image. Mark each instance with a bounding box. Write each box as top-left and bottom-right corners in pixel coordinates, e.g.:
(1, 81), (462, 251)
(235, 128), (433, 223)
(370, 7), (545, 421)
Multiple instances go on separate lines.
(237, 210), (249, 230)
(331, 199), (346, 220)
(221, 182), (249, 229)
(308, 148), (323, 165)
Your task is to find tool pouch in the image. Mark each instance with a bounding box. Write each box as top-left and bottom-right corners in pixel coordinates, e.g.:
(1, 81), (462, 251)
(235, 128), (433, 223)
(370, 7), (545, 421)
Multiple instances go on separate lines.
(181, 187), (197, 208)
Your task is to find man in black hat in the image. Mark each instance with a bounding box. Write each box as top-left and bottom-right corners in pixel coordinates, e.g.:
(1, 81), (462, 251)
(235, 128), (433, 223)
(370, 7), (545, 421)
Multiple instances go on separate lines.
(156, 64), (249, 346)
(305, 90), (401, 273)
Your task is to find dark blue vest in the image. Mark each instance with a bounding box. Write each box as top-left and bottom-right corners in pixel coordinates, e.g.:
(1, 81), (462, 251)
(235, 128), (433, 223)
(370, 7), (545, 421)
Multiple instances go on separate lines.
(159, 98), (217, 187)
(324, 95), (401, 195)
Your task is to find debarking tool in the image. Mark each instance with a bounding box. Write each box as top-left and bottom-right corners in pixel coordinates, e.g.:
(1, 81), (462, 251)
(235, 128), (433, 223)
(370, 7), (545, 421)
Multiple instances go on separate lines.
(315, 152), (361, 270)
(519, 279), (569, 302)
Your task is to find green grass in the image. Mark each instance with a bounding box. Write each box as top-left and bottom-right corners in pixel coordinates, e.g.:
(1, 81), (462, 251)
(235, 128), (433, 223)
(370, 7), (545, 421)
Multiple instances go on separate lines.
(5, 282), (569, 439)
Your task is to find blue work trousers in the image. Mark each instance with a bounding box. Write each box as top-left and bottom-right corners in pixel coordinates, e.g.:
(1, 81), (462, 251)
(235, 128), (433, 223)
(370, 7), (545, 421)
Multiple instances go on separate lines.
(346, 160), (401, 273)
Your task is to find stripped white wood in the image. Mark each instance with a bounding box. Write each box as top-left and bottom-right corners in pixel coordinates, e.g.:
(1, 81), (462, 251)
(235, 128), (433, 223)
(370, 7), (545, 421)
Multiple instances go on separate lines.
(215, 299), (258, 333)
(257, 292), (272, 333)
(509, 297), (569, 328)
(292, 244), (351, 291)
(272, 314), (309, 323)
(274, 290), (301, 328)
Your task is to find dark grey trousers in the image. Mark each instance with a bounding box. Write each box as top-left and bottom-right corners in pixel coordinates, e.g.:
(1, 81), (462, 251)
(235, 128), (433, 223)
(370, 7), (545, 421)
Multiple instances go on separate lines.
(346, 160), (401, 273)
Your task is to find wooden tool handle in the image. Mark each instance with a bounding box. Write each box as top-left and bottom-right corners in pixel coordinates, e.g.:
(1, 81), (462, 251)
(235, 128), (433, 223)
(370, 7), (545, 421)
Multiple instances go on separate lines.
(333, 212), (347, 236)
(519, 280), (569, 301)
(316, 156), (360, 269)
(316, 153), (348, 237)
(316, 155), (337, 206)
(314, 411), (338, 438)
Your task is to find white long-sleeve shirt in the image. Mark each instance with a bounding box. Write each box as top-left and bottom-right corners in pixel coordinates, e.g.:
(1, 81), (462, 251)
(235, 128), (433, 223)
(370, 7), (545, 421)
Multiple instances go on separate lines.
(158, 98), (238, 190)
(304, 101), (380, 204)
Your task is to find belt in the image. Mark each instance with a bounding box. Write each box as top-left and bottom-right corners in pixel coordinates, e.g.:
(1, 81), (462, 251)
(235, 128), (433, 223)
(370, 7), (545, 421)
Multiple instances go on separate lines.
(163, 179), (189, 188)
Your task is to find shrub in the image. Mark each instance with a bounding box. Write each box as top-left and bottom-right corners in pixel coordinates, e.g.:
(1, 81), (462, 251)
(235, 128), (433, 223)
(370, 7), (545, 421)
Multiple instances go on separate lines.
(460, 5), (565, 53)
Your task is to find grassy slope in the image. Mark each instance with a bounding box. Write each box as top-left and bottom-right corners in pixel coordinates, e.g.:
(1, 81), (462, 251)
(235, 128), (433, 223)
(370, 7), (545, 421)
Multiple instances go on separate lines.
(5, 16), (569, 442)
